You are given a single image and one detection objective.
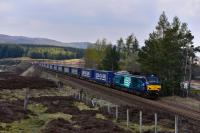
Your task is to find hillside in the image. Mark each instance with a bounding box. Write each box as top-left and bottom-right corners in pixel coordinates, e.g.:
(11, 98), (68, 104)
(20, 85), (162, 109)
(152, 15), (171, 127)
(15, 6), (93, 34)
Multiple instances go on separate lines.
(0, 34), (92, 49)
(0, 44), (85, 60)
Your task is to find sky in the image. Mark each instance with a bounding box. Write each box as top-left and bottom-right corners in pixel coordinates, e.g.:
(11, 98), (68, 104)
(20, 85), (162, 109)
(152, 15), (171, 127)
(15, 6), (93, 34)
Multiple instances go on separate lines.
(0, 0), (200, 47)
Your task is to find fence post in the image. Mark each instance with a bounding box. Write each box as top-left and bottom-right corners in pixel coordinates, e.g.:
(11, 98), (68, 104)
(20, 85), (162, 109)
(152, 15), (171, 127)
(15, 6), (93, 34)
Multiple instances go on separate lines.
(91, 98), (95, 107)
(107, 104), (111, 114)
(81, 93), (84, 101)
(175, 115), (178, 133)
(139, 111), (142, 133)
(84, 93), (87, 103)
(127, 109), (129, 127)
(78, 92), (81, 100)
(24, 88), (30, 111)
(115, 105), (118, 121)
(76, 93), (78, 99)
(155, 113), (157, 133)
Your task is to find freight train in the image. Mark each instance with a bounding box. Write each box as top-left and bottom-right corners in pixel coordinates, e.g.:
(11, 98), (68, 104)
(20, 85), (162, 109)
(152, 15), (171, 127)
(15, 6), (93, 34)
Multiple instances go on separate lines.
(38, 62), (161, 99)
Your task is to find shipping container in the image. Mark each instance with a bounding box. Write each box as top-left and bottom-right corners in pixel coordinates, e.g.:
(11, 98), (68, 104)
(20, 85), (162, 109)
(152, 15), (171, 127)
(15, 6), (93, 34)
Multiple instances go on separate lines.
(64, 66), (71, 74)
(94, 70), (114, 85)
(81, 69), (95, 79)
(53, 64), (58, 71)
(49, 64), (53, 70)
(58, 65), (64, 72)
(46, 64), (50, 69)
(70, 67), (82, 77)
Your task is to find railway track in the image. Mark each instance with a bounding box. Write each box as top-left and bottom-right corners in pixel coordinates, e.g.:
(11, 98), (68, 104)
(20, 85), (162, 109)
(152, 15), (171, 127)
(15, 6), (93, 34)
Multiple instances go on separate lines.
(41, 67), (200, 124)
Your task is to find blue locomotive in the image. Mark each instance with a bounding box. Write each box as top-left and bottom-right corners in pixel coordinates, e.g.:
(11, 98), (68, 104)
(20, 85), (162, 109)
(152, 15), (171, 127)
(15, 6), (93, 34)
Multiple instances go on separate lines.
(113, 72), (160, 98)
(39, 62), (161, 98)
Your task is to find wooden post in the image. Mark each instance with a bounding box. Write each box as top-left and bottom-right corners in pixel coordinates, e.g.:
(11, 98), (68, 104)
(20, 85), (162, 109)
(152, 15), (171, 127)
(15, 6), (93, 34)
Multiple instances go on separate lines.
(115, 105), (118, 121)
(175, 115), (178, 133)
(127, 109), (129, 127)
(80, 89), (83, 101)
(91, 98), (95, 107)
(140, 111), (142, 133)
(81, 93), (84, 101)
(75, 93), (77, 99)
(84, 93), (87, 103)
(78, 92), (81, 100)
(155, 113), (157, 133)
(24, 88), (30, 111)
(107, 104), (111, 114)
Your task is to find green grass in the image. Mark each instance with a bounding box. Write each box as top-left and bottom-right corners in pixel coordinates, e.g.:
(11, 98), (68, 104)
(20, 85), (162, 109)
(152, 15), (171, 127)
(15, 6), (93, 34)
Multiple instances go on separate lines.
(74, 102), (98, 111)
(191, 89), (200, 94)
(114, 121), (174, 133)
(0, 87), (74, 102)
(73, 125), (81, 129)
(95, 113), (106, 120)
(0, 103), (72, 133)
(0, 89), (26, 102)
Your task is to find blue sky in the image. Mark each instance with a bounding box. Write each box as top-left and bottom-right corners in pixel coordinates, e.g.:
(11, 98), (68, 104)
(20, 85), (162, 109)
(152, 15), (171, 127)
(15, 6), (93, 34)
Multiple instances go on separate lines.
(0, 0), (200, 47)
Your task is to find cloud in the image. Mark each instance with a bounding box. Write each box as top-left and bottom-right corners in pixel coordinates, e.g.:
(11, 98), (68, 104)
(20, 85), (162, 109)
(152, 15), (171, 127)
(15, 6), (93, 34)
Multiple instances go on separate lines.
(154, 0), (200, 46)
(0, 0), (199, 47)
(156, 0), (200, 18)
(0, 1), (14, 13)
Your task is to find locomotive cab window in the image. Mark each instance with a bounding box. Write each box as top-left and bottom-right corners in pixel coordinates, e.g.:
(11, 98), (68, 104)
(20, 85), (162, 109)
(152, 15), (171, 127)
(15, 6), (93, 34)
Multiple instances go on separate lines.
(146, 76), (160, 84)
(137, 79), (144, 88)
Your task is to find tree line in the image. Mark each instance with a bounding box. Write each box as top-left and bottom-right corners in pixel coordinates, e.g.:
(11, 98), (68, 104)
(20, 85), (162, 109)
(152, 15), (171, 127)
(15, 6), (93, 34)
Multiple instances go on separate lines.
(0, 44), (84, 60)
(84, 12), (200, 96)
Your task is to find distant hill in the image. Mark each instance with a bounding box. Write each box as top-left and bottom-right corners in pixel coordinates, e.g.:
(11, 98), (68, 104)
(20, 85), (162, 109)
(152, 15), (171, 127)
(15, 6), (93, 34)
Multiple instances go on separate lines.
(0, 43), (85, 60)
(0, 34), (92, 49)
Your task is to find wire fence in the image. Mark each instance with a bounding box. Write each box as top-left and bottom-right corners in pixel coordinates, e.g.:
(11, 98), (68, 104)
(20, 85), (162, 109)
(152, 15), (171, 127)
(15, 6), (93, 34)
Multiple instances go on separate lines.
(72, 90), (200, 133)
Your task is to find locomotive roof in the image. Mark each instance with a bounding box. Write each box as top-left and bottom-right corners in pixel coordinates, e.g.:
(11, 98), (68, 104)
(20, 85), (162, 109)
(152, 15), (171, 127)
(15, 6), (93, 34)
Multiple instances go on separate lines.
(96, 70), (113, 72)
(82, 68), (95, 70)
(115, 73), (146, 78)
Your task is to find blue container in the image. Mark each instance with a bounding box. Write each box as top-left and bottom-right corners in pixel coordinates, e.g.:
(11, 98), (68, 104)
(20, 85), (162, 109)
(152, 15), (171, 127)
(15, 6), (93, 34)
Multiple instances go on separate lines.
(94, 70), (114, 84)
(70, 67), (82, 77)
(44, 63), (47, 68)
(49, 64), (53, 70)
(53, 64), (58, 71)
(81, 69), (95, 79)
(58, 65), (64, 72)
(47, 64), (50, 69)
(63, 66), (71, 74)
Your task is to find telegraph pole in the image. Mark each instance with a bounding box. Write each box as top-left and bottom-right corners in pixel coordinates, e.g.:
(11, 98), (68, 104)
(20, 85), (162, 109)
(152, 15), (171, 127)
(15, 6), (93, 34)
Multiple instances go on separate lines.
(183, 45), (194, 97)
(188, 45), (194, 90)
(184, 45), (188, 82)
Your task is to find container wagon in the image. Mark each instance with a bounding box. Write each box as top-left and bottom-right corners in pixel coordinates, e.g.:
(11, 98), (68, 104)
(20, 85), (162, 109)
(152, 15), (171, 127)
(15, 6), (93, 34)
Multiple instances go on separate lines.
(81, 69), (95, 80)
(63, 66), (71, 74)
(70, 67), (82, 77)
(94, 70), (114, 85)
(58, 65), (64, 72)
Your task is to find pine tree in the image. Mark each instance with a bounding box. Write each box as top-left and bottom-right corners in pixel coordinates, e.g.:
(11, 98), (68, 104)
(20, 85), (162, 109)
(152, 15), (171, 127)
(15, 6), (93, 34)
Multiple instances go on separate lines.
(138, 12), (194, 96)
(117, 38), (124, 53)
(102, 45), (120, 71)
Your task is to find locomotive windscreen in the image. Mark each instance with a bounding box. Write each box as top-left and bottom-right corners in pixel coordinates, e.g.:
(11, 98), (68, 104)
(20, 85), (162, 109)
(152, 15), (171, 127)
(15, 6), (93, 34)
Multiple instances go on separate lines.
(146, 76), (160, 84)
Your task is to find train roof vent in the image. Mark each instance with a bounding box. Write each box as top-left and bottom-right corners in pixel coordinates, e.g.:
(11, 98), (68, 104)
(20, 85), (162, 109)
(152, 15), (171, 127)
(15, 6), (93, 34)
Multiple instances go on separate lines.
(115, 71), (130, 75)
